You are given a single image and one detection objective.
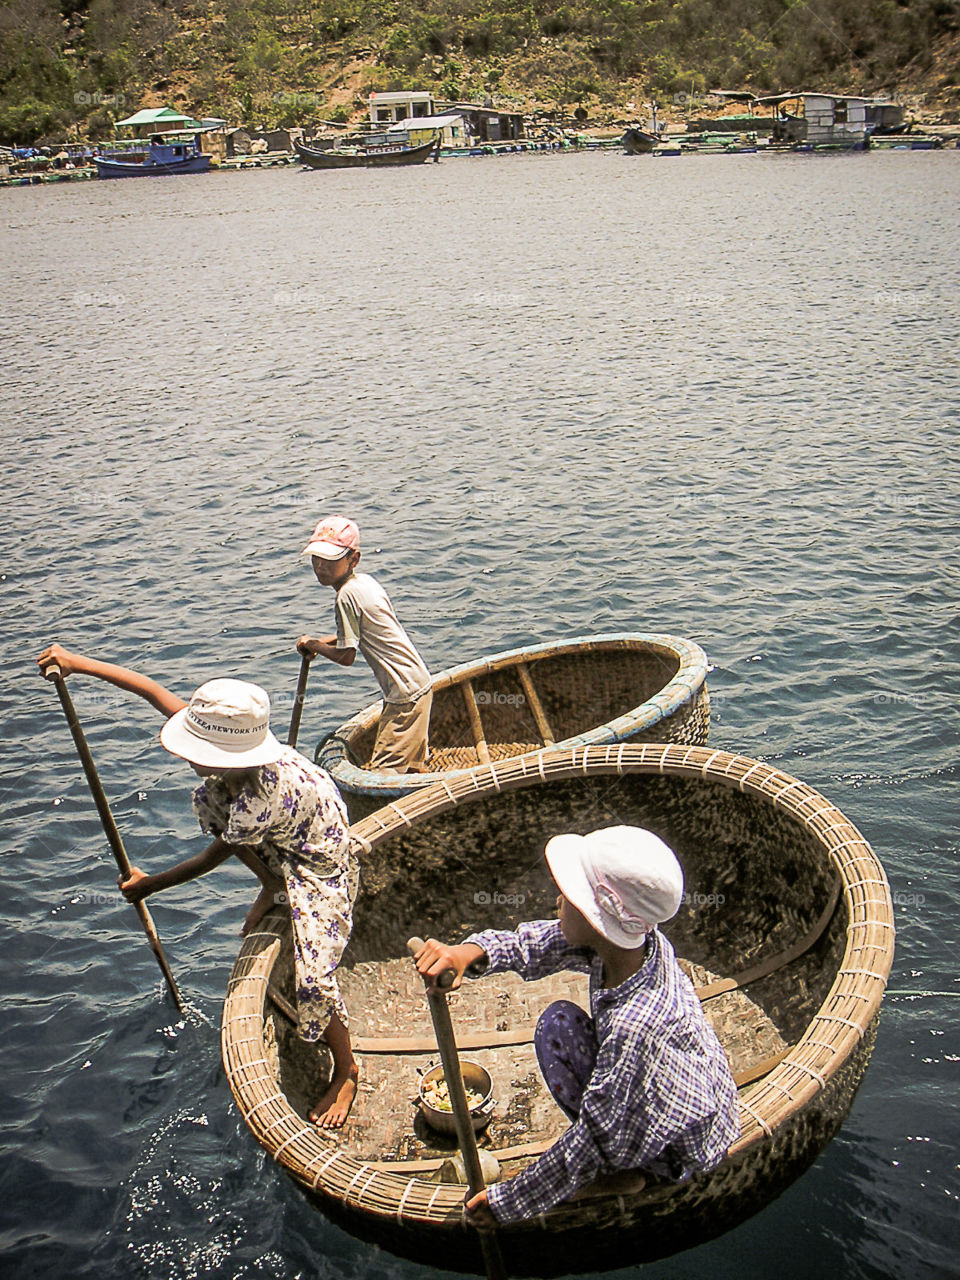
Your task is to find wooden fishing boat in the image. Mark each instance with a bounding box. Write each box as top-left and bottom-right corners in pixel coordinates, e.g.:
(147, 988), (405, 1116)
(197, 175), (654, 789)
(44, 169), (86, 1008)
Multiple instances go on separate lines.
(222, 742), (893, 1276)
(295, 134), (438, 169)
(315, 632), (710, 820)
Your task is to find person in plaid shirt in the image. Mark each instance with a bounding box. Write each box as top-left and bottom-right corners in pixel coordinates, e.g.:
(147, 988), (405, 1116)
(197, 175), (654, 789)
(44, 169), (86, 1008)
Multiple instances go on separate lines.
(414, 826), (739, 1225)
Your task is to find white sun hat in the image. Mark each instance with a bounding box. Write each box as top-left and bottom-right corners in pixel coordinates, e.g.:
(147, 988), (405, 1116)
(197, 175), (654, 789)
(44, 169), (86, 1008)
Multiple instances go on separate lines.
(545, 825), (684, 949)
(159, 679), (283, 769)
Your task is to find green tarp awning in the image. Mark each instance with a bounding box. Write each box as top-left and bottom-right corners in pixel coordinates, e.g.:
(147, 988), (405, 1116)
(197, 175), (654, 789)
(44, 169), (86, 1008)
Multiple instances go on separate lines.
(115, 107), (203, 129)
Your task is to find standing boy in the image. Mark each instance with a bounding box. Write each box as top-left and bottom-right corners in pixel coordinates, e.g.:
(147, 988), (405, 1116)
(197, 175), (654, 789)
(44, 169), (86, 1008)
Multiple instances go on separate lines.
(414, 825), (740, 1225)
(297, 515), (433, 773)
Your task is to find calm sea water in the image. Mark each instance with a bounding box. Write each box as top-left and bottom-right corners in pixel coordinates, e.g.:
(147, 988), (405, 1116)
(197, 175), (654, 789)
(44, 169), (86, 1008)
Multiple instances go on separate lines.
(1, 149), (958, 1280)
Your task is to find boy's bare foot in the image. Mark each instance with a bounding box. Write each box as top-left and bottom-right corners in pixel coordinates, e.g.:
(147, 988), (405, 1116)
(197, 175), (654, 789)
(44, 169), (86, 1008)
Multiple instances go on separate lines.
(241, 885), (277, 936)
(309, 1064), (359, 1128)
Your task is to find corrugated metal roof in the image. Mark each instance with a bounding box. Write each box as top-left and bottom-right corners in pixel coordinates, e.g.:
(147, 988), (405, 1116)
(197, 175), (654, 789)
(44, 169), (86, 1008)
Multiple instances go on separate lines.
(387, 115), (462, 130)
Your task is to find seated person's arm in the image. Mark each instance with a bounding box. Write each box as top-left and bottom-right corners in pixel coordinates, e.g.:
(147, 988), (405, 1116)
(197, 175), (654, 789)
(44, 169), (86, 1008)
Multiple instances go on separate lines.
(413, 938), (485, 991)
(466, 918), (592, 983)
(417, 921), (591, 991)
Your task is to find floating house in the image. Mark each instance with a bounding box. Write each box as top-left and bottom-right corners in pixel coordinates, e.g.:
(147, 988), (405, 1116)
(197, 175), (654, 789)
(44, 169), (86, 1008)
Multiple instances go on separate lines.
(755, 93), (904, 148)
(368, 91), (523, 142)
(439, 101), (524, 141)
(387, 113), (466, 149)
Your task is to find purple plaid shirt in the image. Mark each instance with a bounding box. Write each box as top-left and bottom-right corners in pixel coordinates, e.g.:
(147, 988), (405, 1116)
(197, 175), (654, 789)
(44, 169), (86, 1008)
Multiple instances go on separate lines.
(464, 919), (740, 1224)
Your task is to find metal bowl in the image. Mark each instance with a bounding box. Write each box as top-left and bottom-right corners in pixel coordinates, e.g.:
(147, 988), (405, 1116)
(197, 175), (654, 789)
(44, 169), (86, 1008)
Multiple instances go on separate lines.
(418, 1061), (495, 1135)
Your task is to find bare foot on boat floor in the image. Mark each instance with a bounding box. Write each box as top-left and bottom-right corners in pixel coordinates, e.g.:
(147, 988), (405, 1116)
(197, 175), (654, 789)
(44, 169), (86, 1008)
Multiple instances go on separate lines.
(310, 1065), (359, 1128)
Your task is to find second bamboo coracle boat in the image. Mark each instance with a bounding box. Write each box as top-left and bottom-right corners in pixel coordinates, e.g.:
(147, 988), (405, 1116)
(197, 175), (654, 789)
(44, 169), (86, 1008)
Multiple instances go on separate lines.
(316, 632), (710, 820)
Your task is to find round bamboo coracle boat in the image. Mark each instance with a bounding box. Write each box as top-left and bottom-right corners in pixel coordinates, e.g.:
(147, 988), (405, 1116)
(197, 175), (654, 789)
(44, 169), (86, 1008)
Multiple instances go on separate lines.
(222, 743), (894, 1277)
(315, 633), (710, 820)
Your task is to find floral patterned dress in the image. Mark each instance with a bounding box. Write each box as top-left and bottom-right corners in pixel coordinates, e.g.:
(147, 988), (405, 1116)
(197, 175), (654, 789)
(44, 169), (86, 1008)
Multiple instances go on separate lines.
(192, 746), (356, 1042)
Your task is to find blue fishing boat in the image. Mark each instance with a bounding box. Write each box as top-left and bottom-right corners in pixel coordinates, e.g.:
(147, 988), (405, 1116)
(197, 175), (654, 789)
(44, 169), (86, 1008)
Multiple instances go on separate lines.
(95, 133), (211, 179)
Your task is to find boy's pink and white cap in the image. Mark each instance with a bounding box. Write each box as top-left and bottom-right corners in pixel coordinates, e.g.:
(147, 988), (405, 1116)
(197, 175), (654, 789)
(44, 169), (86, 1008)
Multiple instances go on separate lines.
(545, 825), (684, 949)
(302, 515), (360, 560)
(160, 679), (283, 769)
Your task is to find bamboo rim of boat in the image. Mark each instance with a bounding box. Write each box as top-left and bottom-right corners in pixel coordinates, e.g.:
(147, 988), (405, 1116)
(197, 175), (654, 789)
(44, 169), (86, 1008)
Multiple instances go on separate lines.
(317, 631), (710, 796)
(222, 741), (894, 1229)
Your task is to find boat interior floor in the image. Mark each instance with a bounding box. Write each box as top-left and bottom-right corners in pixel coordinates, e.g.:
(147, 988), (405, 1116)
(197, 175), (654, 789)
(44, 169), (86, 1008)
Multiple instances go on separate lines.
(264, 947), (788, 1175)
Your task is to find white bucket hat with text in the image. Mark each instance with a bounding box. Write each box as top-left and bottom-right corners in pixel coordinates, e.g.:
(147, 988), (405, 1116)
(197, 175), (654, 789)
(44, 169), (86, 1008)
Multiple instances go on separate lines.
(160, 679), (283, 769)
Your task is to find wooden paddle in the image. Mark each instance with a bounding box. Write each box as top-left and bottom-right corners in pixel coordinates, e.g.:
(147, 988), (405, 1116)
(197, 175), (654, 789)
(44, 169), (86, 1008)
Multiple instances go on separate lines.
(287, 653), (311, 748)
(407, 937), (508, 1280)
(43, 663), (185, 1013)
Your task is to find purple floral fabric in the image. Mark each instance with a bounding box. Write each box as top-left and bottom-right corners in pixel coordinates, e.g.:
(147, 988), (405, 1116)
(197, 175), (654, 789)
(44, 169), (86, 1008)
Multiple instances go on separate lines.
(193, 746), (356, 1041)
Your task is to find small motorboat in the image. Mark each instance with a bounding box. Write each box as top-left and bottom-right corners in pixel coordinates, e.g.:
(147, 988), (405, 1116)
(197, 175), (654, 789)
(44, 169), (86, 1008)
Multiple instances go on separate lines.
(623, 128), (661, 154)
(222, 742), (893, 1275)
(94, 133), (211, 178)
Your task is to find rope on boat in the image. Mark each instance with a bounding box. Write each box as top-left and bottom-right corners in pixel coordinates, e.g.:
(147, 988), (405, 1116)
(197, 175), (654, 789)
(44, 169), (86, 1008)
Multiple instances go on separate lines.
(816, 1012), (866, 1039)
(784, 1058), (827, 1089)
(738, 1097), (773, 1137)
(396, 1177), (417, 1224)
(274, 1127), (318, 1160)
(342, 1162), (375, 1201)
(312, 1148), (345, 1190)
(736, 760), (765, 790)
(242, 1089), (286, 1123)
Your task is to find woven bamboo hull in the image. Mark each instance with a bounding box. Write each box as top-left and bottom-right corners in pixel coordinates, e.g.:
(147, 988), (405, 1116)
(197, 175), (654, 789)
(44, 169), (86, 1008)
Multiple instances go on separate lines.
(316, 633), (710, 821)
(222, 744), (893, 1274)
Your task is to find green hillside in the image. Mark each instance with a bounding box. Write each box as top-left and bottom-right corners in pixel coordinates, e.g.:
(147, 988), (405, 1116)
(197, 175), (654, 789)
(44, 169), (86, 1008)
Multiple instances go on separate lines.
(2, 0), (959, 142)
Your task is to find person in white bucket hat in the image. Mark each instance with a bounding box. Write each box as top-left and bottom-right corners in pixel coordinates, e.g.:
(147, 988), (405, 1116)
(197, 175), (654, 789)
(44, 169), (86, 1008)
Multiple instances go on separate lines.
(415, 825), (739, 1227)
(37, 642), (360, 1128)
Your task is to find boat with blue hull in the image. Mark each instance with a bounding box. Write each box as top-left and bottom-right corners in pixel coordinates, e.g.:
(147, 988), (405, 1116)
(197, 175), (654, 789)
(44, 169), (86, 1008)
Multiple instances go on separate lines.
(95, 133), (211, 179)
